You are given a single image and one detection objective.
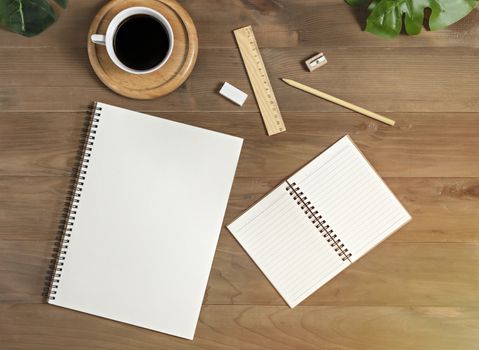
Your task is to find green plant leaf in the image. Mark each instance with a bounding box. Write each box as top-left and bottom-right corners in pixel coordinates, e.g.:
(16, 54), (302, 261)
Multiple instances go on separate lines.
(346, 0), (479, 38)
(345, 0), (370, 5)
(0, 0), (67, 37)
(54, 0), (67, 9)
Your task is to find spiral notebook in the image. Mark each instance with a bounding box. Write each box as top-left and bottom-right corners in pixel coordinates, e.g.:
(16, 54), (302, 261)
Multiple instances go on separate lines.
(47, 102), (243, 339)
(228, 136), (411, 307)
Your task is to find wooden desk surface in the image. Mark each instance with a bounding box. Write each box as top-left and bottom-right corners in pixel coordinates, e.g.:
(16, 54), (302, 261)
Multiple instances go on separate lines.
(1, 1), (478, 349)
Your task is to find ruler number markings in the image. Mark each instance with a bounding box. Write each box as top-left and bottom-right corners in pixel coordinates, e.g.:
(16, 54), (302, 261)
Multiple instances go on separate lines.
(234, 26), (286, 135)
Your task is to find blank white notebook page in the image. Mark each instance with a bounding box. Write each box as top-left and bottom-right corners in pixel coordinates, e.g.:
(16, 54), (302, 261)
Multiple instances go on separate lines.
(49, 102), (243, 340)
(228, 136), (410, 308)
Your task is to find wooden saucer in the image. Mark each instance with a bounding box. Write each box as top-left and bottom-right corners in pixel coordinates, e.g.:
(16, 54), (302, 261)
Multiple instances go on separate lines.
(87, 0), (198, 100)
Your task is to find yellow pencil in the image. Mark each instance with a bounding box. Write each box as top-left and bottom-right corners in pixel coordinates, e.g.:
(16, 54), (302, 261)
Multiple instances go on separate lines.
(281, 78), (395, 126)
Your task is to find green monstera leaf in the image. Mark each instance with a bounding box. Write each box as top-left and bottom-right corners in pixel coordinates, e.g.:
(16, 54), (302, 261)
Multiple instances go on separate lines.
(0, 0), (67, 37)
(345, 0), (479, 38)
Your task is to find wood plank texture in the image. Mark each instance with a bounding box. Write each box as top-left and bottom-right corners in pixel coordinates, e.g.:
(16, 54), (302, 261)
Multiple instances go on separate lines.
(1, 176), (479, 242)
(1, 0), (478, 348)
(0, 1), (477, 49)
(2, 239), (478, 306)
(1, 47), (479, 112)
(0, 304), (477, 350)
(2, 112), (479, 178)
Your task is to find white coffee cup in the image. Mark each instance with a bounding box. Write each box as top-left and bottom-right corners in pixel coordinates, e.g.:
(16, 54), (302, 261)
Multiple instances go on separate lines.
(91, 7), (174, 74)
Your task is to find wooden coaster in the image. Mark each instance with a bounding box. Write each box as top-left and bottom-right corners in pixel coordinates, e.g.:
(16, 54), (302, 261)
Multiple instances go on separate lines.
(87, 0), (198, 100)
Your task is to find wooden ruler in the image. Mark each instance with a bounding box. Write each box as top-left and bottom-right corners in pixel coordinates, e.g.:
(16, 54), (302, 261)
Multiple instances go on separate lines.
(234, 26), (286, 136)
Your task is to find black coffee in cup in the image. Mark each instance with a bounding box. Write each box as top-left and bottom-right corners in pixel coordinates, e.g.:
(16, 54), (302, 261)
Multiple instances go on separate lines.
(113, 14), (170, 71)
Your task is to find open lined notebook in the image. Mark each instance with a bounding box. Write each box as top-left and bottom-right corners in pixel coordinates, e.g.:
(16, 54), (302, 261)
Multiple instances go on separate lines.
(47, 103), (243, 339)
(228, 136), (411, 307)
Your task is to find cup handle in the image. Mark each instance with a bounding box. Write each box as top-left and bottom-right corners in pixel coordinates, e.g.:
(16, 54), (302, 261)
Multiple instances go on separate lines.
(91, 34), (106, 45)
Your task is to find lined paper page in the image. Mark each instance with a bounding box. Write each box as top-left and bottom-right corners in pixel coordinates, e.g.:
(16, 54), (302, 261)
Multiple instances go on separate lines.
(228, 135), (411, 308)
(228, 183), (348, 308)
(289, 136), (411, 263)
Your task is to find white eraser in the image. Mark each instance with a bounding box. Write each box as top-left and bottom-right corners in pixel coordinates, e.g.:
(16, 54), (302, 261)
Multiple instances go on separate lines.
(219, 82), (248, 106)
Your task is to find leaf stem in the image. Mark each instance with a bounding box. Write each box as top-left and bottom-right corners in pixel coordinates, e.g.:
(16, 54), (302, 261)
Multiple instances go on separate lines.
(16, 0), (25, 32)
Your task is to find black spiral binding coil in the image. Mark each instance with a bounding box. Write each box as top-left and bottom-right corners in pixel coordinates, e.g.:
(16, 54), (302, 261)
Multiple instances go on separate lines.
(286, 181), (352, 262)
(44, 104), (102, 301)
